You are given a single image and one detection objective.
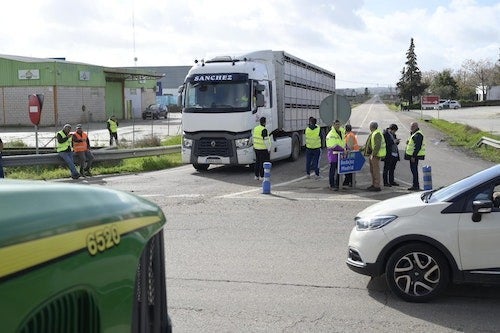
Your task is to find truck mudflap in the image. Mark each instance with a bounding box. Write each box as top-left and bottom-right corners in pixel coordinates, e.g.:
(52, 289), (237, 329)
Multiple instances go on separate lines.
(0, 180), (172, 333)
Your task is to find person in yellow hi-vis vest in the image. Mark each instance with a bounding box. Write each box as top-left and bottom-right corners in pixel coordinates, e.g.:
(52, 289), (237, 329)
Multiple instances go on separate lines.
(364, 121), (386, 192)
(252, 117), (271, 180)
(326, 120), (346, 191)
(405, 122), (425, 191)
(56, 124), (80, 179)
(305, 117), (322, 179)
(107, 115), (119, 146)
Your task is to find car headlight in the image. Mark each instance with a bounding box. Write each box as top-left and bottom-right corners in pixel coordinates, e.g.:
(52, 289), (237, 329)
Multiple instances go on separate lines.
(235, 138), (251, 149)
(183, 138), (193, 148)
(355, 215), (397, 231)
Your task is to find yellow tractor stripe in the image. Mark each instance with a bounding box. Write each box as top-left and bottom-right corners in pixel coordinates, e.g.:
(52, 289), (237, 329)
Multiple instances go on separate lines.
(0, 216), (160, 279)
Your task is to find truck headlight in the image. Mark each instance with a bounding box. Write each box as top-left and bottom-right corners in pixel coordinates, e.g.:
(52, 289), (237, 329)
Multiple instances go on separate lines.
(355, 215), (397, 231)
(183, 138), (193, 148)
(235, 138), (251, 149)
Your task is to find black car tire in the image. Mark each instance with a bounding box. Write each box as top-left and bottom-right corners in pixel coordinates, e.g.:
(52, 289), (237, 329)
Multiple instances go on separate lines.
(142, 115), (147, 120)
(385, 242), (449, 302)
(193, 163), (209, 171)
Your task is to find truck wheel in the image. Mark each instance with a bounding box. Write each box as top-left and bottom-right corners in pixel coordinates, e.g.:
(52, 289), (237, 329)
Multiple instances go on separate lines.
(289, 135), (300, 161)
(385, 243), (449, 302)
(193, 163), (209, 171)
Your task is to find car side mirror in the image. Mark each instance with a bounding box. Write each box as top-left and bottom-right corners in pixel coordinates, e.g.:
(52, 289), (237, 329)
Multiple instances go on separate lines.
(471, 199), (493, 222)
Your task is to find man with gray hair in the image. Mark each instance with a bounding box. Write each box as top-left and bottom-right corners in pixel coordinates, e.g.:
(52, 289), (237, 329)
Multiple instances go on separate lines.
(363, 121), (386, 191)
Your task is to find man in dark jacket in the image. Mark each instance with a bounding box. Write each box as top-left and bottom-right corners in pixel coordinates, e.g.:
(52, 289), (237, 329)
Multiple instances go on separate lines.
(405, 122), (425, 191)
(382, 124), (400, 187)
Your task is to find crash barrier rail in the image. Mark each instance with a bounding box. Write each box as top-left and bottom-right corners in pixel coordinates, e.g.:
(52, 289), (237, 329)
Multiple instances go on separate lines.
(2, 145), (181, 167)
(476, 137), (500, 149)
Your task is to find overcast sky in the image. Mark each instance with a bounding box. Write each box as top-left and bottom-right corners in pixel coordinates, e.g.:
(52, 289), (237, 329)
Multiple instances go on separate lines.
(1, 0), (498, 88)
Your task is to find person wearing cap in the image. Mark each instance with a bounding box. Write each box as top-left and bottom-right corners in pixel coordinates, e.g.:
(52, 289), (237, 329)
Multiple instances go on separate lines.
(56, 124), (80, 179)
(107, 115), (119, 146)
(405, 122), (426, 191)
(305, 117), (322, 179)
(72, 124), (94, 177)
(252, 116), (271, 180)
(382, 124), (401, 187)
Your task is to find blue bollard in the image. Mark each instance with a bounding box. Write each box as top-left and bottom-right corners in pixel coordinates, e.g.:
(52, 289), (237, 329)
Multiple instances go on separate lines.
(262, 162), (272, 194)
(422, 165), (432, 190)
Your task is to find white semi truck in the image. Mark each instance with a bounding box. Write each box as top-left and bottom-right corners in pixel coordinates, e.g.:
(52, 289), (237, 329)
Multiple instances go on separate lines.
(179, 50), (336, 171)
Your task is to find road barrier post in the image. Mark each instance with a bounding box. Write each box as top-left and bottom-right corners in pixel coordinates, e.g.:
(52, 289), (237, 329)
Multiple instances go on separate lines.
(423, 165), (432, 190)
(262, 162), (272, 194)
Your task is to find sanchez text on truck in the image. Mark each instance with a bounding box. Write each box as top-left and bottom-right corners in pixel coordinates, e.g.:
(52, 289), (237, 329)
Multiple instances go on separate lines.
(178, 50), (336, 171)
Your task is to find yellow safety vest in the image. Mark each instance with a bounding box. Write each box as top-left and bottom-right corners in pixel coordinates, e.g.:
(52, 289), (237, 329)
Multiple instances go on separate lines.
(107, 119), (118, 133)
(326, 127), (345, 148)
(405, 130), (426, 157)
(56, 130), (72, 152)
(370, 129), (386, 158)
(253, 125), (268, 150)
(305, 126), (321, 149)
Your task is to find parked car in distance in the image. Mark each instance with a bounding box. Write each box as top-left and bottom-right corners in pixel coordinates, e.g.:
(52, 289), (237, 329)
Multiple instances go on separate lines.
(346, 164), (500, 302)
(437, 99), (461, 109)
(142, 104), (167, 120)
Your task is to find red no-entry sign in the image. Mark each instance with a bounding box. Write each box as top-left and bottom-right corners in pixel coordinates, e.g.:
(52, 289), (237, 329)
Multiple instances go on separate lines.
(28, 94), (44, 125)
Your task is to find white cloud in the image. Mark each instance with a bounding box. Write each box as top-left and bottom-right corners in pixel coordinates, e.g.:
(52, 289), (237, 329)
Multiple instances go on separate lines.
(0, 0), (498, 88)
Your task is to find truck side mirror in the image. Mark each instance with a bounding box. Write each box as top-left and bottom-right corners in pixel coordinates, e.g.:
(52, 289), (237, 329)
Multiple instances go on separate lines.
(256, 94), (265, 107)
(177, 95), (183, 107)
(255, 84), (265, 92)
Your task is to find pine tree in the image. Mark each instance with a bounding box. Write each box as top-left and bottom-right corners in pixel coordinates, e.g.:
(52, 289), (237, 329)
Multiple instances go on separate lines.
(397, 38), (427, 105)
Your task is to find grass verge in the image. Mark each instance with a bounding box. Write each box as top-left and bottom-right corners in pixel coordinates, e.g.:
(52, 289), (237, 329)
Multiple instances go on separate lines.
(429, 119), (500, 163)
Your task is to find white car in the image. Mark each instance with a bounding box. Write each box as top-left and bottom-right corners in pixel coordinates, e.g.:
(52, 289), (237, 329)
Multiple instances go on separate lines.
(346, 164), (500, 302)
(437, 100), (461, 109)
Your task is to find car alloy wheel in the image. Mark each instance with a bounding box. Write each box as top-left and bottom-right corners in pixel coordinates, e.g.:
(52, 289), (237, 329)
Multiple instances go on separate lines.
(386, 243), (449, 302)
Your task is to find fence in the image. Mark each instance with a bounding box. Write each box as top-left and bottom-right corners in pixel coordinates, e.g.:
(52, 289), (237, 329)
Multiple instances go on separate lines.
(476, 137), (500, 149)
(2, 146), (181, 167)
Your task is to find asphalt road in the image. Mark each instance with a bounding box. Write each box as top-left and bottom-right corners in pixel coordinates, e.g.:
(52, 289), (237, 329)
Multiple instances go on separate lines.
(57, 99), (500, 332)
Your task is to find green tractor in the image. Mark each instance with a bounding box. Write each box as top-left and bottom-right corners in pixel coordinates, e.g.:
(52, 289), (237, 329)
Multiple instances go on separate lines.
(0, 180), (172, 333)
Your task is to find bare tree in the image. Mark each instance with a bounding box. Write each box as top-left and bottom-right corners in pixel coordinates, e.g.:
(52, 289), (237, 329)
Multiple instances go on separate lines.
(462, 59), (495, 101)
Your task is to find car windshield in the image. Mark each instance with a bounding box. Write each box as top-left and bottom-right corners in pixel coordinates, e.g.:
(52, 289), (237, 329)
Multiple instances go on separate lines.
(427, 165), (500, 203)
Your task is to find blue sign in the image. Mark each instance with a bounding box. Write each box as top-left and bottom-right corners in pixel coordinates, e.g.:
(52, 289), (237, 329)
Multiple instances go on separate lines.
(338, 151), (365, 174)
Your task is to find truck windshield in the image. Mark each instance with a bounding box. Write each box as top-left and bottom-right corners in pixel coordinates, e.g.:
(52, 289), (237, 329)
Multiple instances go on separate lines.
(185, 81), (250, 112)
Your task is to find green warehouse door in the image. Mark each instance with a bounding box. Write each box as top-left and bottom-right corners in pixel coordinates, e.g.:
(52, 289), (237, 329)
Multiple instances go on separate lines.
(105, 81), (124, 118)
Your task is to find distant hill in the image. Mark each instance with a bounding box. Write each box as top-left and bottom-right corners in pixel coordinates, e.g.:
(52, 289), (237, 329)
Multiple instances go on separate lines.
(337, 86), (397, 96)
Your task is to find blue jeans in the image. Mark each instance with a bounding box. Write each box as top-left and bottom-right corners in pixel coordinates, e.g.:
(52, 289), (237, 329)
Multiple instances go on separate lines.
(306, 148), (321, 176)
(58, 151), (79, 178)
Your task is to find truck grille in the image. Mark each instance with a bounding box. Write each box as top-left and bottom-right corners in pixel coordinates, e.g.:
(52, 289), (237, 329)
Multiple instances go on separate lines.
(195, 138), (232, 157)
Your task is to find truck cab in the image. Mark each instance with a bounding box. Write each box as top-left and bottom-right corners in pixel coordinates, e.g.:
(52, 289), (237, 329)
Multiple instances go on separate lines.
(179, 50), (336, 171)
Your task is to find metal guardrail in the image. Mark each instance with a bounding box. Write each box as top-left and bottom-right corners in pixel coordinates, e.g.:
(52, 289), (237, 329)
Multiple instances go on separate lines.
(2, 145), (181, 167)
(476, 137), (500, 149)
